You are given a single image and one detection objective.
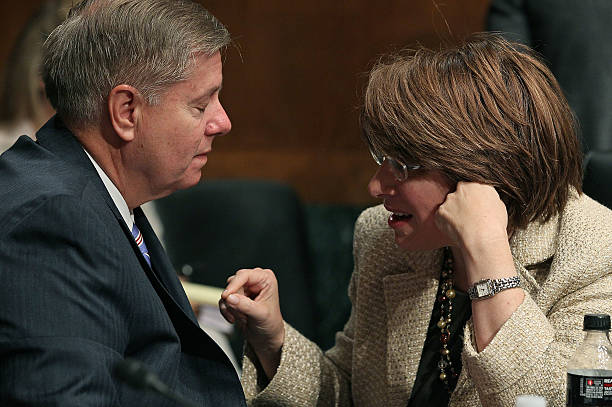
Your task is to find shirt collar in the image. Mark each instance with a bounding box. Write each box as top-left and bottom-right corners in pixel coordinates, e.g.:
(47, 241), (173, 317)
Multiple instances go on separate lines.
(83, 148), (134, 230)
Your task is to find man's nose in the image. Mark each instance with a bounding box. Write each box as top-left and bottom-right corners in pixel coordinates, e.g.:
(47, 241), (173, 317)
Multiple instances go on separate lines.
(206, 103), (232, 137)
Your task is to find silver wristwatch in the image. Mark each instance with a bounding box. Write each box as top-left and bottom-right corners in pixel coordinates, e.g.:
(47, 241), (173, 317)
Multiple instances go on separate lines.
(467, 276), (521, 300)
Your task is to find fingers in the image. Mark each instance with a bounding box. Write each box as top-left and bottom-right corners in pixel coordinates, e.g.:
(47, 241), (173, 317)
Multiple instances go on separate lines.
(222, 290), (272, 323)
(219, 298), (235, 324)
(452, 181), (500, 200)
(218, 268), (285, 359)
(439, 182), (501, 214)
(222, 268), (276, 300)
(436, 181), (509, 248)
(219, 267), (279, 323)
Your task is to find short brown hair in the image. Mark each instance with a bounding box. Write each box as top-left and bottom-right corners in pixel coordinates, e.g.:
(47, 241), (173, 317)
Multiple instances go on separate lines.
(42, 0), (230, 128)
(361, 32), (582, 229)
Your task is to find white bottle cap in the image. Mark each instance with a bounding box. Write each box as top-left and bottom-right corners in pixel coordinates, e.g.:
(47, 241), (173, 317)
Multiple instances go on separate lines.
(515, 395), (546, 407)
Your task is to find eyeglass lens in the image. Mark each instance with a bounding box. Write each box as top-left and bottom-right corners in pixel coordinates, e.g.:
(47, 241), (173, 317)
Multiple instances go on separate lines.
(371, 150), (406, 180)
(387, 159), (407, 181)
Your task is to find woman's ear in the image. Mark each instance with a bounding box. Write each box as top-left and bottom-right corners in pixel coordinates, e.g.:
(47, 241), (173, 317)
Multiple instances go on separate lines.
(108, 85), (141, 142)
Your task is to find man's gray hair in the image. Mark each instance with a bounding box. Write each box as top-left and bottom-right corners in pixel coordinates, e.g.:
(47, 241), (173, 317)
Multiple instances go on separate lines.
(42, 0), (230, 127)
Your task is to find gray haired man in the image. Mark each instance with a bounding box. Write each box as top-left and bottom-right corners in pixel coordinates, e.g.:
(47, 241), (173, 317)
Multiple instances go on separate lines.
(0, 0), (245, 405)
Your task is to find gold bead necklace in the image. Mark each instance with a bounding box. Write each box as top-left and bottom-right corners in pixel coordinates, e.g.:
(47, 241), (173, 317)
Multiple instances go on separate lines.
(437, 247), (458, 393)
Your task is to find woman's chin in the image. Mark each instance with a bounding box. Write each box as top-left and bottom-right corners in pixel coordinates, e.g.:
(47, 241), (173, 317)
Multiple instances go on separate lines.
(394, 233), (419, 251)
(394, 232), (446, 252)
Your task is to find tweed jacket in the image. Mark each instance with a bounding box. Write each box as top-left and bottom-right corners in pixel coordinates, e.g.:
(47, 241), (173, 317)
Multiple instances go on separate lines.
(242, 193), (612, 406)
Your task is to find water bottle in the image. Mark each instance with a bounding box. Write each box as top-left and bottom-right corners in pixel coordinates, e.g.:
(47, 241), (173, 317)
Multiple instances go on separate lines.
(566, 314), (612, 406)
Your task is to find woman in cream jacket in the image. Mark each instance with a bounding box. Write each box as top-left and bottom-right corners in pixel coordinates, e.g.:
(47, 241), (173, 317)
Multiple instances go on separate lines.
(220, 33), (612, 406)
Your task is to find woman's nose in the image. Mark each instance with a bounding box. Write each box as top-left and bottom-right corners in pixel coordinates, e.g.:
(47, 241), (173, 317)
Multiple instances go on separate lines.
(368, 162), (396, 198)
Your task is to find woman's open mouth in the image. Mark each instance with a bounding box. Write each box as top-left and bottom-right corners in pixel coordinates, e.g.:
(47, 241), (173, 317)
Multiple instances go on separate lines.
(388, 212), (413, 227)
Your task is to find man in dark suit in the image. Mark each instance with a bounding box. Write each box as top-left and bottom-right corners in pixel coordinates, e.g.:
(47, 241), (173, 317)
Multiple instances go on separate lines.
(0, 0), (245, 405)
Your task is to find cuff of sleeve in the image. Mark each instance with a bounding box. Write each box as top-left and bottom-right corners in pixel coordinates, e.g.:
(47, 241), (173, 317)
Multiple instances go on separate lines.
(462, 294), (555, 395)
(242, 321), (323, 404)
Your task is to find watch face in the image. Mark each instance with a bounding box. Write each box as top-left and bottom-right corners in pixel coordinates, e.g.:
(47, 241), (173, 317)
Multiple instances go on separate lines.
(476, 281), (492, 297)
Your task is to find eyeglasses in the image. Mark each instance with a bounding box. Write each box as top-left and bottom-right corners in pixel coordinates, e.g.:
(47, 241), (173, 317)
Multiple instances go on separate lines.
(369, 149), (421, 182)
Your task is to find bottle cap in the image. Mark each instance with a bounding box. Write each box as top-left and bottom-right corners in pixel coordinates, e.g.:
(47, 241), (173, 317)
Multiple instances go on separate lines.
(583, 314), (611, 331)
(515, 395), (546, 407)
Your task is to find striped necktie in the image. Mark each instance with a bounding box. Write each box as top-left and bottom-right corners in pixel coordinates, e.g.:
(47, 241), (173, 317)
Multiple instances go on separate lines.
(131, 223), (151, 267)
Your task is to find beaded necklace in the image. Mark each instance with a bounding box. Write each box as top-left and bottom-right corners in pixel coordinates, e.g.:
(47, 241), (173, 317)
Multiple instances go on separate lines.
(437, 247), (458, 393)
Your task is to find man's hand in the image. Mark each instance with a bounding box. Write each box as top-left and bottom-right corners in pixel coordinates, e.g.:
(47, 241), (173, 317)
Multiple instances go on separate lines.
(220, 268), (285, 379)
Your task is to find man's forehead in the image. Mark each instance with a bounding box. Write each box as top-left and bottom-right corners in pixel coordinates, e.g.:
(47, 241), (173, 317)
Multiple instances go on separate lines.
(166, 53), (223, 101)
(188, 84), (222, 103)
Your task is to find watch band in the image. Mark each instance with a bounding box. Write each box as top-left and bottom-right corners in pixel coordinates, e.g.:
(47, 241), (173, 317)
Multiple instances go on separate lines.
(467, 276), (521, 300)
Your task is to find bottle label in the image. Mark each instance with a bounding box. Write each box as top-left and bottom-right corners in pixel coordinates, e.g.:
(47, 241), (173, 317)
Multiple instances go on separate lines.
(567, 373), (612, 406)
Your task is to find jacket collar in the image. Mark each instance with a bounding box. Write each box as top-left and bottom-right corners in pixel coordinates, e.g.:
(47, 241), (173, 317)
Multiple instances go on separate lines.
(35, 116), (125, 225)
(510, 214), (559, 268)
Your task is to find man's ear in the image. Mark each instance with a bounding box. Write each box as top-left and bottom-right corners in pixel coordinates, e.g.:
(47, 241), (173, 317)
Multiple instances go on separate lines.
(108, 85), (142, 142)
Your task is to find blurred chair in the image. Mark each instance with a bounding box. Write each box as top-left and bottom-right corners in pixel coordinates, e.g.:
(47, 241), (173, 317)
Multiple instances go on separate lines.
(154, 179), (317, 356)
(304, 204), (365, 350)
(583, 150), (612, 209)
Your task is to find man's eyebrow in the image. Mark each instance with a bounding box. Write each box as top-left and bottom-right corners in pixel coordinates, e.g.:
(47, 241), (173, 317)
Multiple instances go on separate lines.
(190, 83), (223, 104)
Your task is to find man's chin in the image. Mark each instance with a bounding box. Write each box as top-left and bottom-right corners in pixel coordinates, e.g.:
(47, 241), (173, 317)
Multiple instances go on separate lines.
(161, 173), (203, 197)
(177, 173), (203, 191)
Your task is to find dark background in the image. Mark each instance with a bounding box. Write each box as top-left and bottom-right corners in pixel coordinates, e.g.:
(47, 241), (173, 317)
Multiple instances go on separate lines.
(0, 0), (490, 205)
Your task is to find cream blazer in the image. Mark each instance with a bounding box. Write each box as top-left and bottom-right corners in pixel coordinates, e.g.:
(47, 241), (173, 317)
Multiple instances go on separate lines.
(242, 193), (612, 407)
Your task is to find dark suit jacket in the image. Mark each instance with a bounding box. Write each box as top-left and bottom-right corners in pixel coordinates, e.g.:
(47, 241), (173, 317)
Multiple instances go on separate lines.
(487, 0), (612, 152)
(0, 116), (246, 406)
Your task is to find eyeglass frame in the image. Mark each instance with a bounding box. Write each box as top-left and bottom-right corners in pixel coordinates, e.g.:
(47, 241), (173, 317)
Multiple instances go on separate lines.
(369, 148), (421, 182)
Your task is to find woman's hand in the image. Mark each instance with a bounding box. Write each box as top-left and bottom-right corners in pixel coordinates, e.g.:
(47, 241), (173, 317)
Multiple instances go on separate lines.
(219, 268), (285, 378)
(434, 181), (515, 286)
(434, 181), (509, 252)
(435, 182), (523, 352)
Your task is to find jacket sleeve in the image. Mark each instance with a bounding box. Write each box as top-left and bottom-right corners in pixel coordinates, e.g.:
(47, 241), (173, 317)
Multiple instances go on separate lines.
(462, 197), (612, 407)
(240, 217), (371, 407)
(462, 260), (612, 406)
(0, 195), (131, 406)
(241, 273), (358, 407)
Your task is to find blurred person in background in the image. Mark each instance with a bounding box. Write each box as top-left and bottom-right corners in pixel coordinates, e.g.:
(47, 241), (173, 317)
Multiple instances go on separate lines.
(220, 33), (612, 406)
(0, 0), (69, 153)
(487, 0), (612, 153)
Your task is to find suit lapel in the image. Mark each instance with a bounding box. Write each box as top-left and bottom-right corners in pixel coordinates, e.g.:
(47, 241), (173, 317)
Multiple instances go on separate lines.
(37, 117), (197, 323)
(383, 249), (442, 407)
(133, 207), (197, 324)
(132, 209), (232, 365)
(36, 117), (233, 367)
(36, 116), (129, 232)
